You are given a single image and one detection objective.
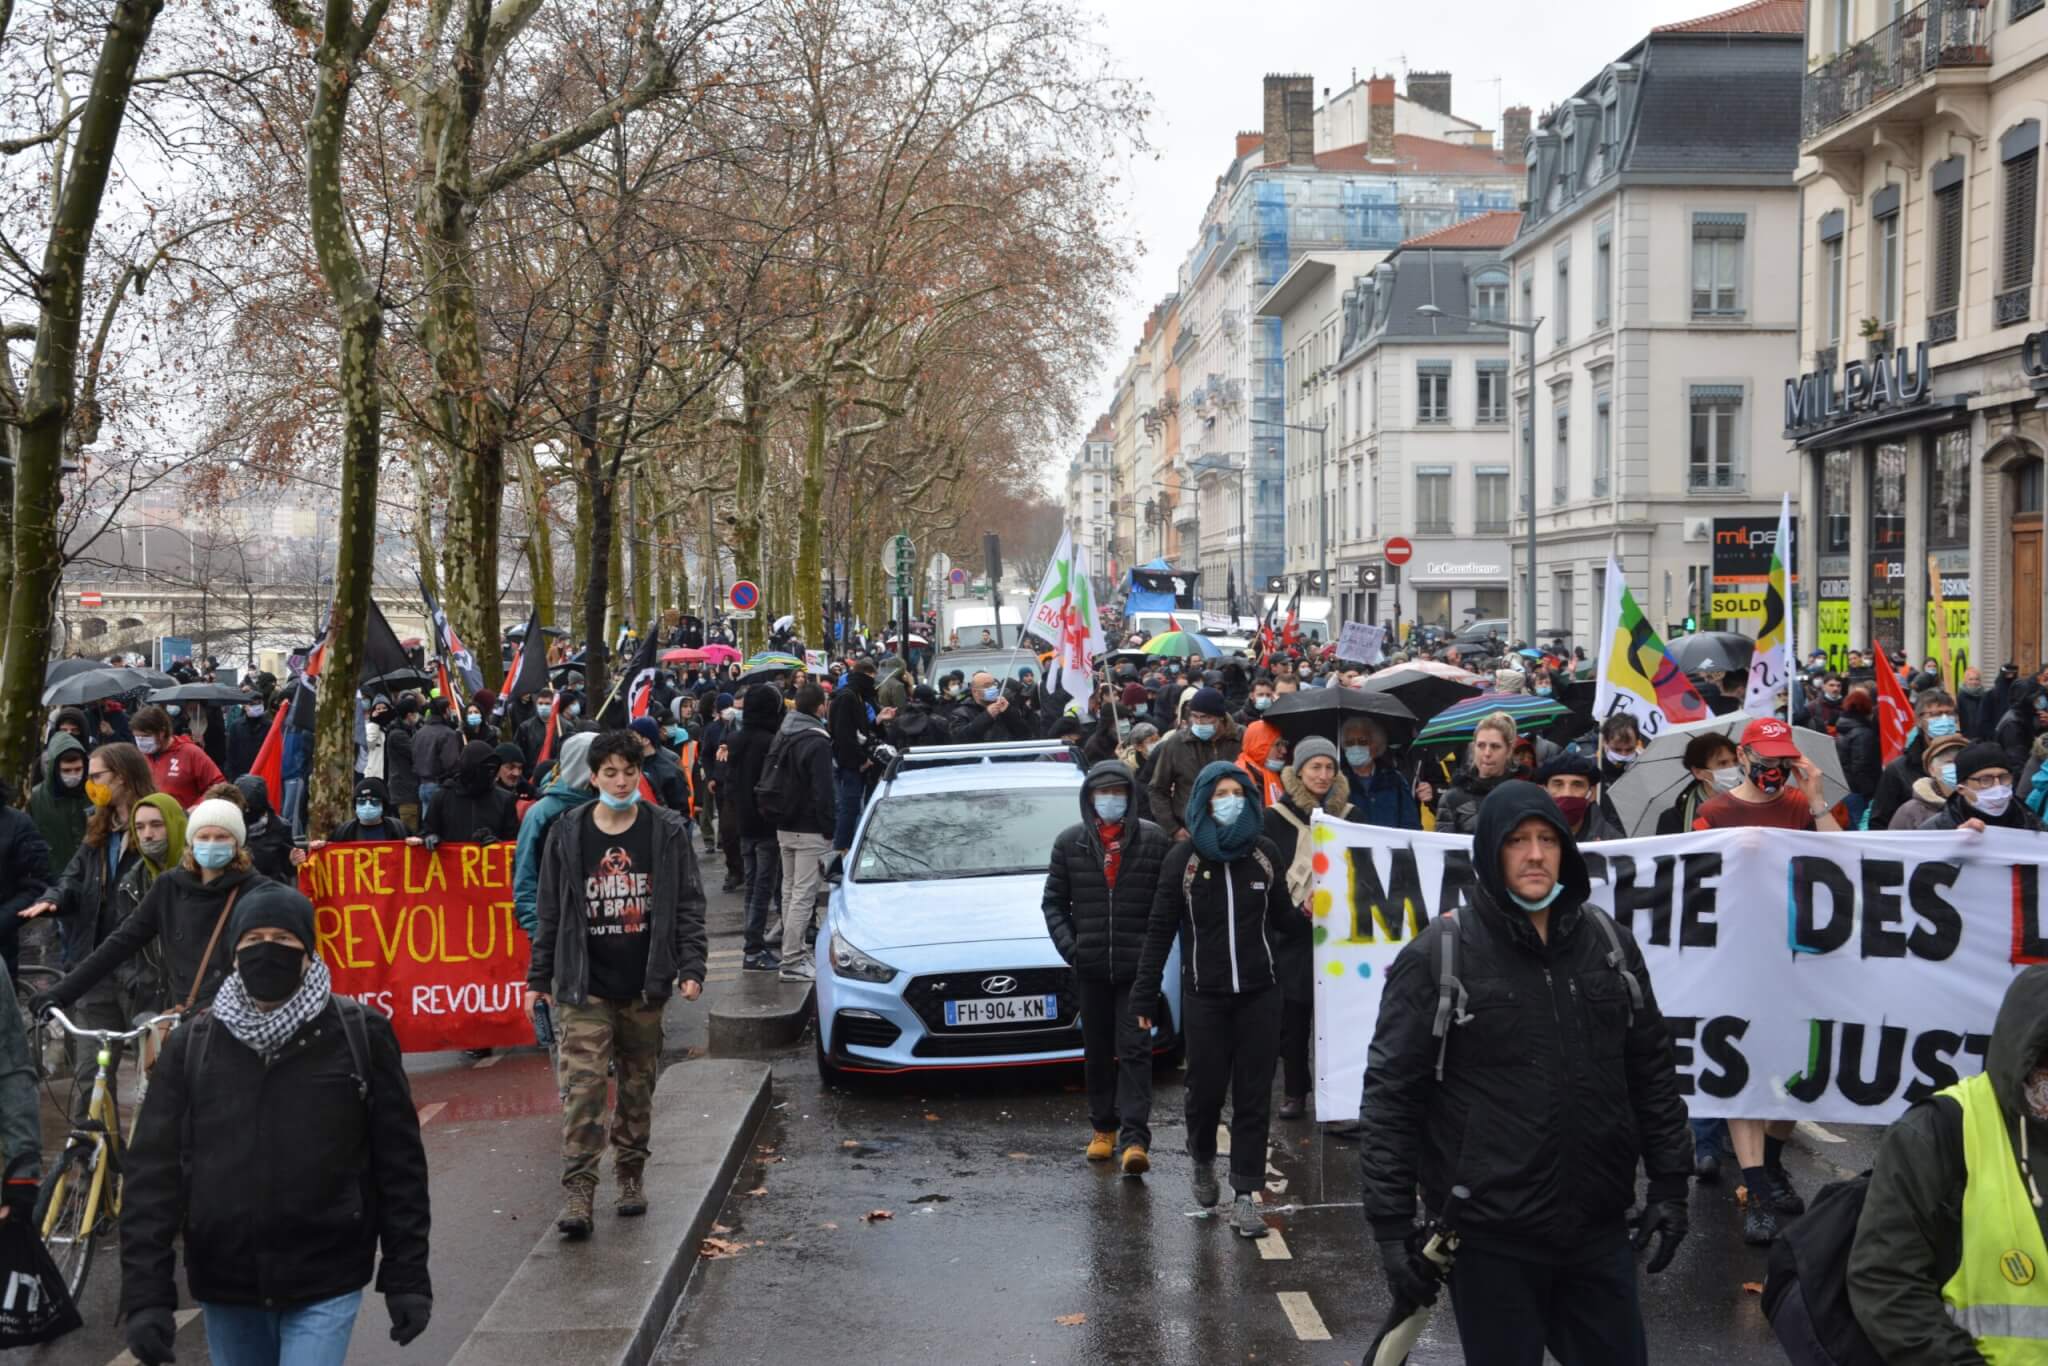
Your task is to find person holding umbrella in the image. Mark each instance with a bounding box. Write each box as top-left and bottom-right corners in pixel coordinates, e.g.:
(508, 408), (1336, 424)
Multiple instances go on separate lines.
(1261, 737), (1360, 1122)
(1651, 733), (1741, 836)
(1358, 781), (1691, 1362)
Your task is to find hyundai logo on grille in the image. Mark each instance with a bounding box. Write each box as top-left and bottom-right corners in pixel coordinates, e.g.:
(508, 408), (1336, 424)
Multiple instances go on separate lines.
(980, 975), (1018, 995)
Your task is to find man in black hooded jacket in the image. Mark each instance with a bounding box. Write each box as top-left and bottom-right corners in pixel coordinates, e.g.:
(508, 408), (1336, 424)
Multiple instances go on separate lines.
(1357, 780), (1691, 1365)
(1041, 760), (1171, 1175)
(420, 740), (520, 845)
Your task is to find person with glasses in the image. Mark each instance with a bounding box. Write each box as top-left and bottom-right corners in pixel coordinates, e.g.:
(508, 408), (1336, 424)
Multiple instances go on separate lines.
(1921, 744), (2046, 834)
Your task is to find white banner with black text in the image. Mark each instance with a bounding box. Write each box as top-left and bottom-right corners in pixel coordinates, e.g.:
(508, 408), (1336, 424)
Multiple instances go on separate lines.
(1310, 815), (2048, 1125)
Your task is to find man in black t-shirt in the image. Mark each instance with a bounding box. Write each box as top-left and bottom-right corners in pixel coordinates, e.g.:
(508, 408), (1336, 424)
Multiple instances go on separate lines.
(530, 730), (707, 1239)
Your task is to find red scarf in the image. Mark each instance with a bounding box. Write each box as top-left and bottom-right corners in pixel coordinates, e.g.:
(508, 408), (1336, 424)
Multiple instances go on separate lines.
(1097, 820), (1124, 888)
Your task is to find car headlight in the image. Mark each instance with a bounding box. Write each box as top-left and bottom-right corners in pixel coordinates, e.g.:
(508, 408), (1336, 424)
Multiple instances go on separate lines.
(828, 931), (897, 984)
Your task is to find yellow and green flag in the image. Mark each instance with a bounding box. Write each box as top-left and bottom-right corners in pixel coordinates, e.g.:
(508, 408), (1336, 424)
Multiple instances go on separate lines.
(1594, 555), (1709, 737)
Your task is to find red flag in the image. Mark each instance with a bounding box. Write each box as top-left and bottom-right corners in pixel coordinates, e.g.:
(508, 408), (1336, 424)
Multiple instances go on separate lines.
(537, 693), (563, 765)
(1873, 639), (1912, 766)
(250, 694), (292, 811)
(435, 659), (455, 708)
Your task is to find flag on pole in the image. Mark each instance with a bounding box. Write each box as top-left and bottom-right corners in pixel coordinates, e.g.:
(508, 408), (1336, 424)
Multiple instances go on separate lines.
(1594, 555), (1710, 737)
(1048, 546), (1106, 717)
(1873, 637), (1912, 766)
(420, 577), (482, 695)
(1280, 582), (1303, 650)
(1022, 530), (1076, 648)
(504, 606), (550, 701)
(1743, 492), (1794, 717)
(250, 693), (292, 809)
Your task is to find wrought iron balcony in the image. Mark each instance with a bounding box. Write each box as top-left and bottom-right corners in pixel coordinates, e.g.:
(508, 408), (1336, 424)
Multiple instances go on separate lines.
(1929, 308), (1959, 343)
(1996, 287), (2032, 326)
(1814, 346), (1839, 374)
(1803, 0), (1992, 140)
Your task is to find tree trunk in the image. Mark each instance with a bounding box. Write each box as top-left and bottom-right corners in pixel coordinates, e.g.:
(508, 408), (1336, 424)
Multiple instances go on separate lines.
(796, 388), (826, 646)
(629, 474), (651, 631)
(405, 444), (439, 601)
(513, 440), (555, 628)
(701, 484), (721, 616)
(292, 0), (391, 836)
(731, 364), (765, 588)
(607, 513), (626, 642)
(572, 473), (592, 643)
(0, 0), (163, 796)
(580, 450), (611, 686)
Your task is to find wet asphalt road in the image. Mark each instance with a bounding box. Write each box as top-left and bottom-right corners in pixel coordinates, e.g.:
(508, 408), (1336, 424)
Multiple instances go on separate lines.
(660, 1008), (1882, 1364)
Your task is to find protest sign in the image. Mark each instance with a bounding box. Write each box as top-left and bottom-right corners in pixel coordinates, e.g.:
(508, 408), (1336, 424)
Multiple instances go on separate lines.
(1311, 815), (2048, 1125)
(299, 841), (530, 1052)
(1336, 622), (1386, 664)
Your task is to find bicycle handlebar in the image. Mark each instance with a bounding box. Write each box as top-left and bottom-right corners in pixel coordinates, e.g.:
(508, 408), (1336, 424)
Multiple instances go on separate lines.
(41, 1007), (182, 1045)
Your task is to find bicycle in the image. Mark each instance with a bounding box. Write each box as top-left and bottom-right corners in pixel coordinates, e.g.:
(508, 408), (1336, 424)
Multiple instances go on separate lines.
(37, 1006), (181, 1302)
(12, 964), (65, 1081)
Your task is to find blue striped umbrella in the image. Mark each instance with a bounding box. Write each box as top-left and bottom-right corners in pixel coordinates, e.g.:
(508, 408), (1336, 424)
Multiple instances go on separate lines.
(1414, 692), (1572, 745)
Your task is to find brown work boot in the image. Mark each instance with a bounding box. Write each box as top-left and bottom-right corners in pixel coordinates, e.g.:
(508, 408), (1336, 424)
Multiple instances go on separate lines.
(557, 1176), (597, 1238)
(1121, 1145), (1150, 1176)
(616, 1170), (648, 1217)
(1085, 1130), (1115, 1162)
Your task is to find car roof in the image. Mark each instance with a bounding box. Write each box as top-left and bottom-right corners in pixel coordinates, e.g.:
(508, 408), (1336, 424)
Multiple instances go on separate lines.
(929, 649), (1041, 678)
(881, 760), (1084, 798)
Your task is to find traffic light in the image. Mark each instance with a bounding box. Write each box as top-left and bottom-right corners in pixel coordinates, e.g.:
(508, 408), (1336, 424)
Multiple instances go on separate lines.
(1682, 614), (1698, 635)
(1358, 564), (1382, 589)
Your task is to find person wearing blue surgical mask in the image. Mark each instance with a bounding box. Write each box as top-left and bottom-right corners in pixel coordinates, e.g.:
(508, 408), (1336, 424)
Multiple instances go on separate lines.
(1887, 731), (1971, 831)
(1146, 687), (1239, 843)
(1338, 716), (1423, 832)
(1132, 763), (1291, 1241)
(1870, 689), (1964, 830)
(1042, 764), (1173, 1176)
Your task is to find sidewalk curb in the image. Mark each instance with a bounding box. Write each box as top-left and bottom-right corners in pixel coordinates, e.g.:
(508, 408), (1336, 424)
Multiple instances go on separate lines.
(448, 1058), (771, 1366)
(707, 972), (813, 1054)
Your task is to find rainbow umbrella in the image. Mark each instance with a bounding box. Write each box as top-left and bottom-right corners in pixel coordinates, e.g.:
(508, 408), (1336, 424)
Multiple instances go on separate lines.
(1138, 631), (1220, 659)
(1414, 692), (1574, 745)
(744, 651), (804, 671)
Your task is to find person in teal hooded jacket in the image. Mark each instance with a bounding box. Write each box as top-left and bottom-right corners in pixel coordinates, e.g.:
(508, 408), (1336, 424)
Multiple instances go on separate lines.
(514, 731), (596, 936)
(1131, 759), (1294, 1242)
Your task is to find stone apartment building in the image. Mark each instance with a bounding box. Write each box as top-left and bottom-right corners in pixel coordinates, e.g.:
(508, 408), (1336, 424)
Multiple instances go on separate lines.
(1502, 0), (1804, 647)
(1792, 0), (2048, 675)
(1063, 414), (1114, 579)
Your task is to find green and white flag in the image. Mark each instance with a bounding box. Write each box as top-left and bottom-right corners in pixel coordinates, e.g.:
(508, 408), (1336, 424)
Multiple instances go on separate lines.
(1024, 531), (1105, 714)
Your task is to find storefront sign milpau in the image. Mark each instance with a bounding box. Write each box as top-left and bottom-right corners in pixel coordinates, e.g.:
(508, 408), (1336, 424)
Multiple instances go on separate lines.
(1783, 342), (1931, 436)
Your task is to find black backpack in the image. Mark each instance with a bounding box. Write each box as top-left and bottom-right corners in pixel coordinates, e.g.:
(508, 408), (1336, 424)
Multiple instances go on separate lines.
(1761, 1173), (1886, 1366)
(755, 729), (817, 825)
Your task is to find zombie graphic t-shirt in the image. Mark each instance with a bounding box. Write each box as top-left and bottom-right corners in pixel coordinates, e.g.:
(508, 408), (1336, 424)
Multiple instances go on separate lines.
(579, 803), (656, 999)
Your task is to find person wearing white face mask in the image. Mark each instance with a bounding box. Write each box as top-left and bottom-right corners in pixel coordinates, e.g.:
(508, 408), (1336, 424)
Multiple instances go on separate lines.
(1888, 730), (1971, 831)
(1922, 743), (2046, 834)
(1654, 733), (1742, 836)
(1131, 762), (1294, 1240)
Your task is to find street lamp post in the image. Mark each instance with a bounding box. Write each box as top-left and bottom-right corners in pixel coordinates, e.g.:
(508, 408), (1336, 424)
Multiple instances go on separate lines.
(1252, 416), (1330, 620)
(1416, 303), (1546, 645)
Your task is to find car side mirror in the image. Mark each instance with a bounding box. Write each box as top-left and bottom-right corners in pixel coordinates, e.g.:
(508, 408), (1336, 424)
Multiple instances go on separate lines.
(825, 853), (844, 886)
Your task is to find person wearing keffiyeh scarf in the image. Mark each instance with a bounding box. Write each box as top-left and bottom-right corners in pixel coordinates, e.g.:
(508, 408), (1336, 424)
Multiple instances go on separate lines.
(116, 883), (434, 1366)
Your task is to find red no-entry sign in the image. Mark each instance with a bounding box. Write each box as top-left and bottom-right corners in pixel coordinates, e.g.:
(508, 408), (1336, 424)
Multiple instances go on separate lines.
(79, 591), (103, 608)
(1384, 537), (1414, 566)
(729, 581), (759, 612)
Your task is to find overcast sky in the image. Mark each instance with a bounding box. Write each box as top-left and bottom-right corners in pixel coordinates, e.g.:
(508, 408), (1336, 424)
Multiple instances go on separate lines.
(1063, 0), (1743, 484)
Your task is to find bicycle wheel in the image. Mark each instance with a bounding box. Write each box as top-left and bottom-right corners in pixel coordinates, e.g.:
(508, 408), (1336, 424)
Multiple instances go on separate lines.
(37, 1144), (100, 1303)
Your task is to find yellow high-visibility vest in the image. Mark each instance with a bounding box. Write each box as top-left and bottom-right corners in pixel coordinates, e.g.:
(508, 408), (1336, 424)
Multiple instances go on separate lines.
(1938, 1071), (2048, 1362)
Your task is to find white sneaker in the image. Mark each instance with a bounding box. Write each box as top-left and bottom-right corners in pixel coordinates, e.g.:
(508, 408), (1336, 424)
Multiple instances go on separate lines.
(779, 960), (815, 981)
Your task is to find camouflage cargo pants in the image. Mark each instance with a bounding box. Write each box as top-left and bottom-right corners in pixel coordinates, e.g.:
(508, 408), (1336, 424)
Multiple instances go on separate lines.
(554, 996), (666, 1188)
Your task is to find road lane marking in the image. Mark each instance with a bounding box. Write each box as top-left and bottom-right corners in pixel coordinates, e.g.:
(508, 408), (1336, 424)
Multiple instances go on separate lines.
(1798, 1120), (1847, 1145)
(1276, 1291), (1330, 1340)
(1257, 1227), (1292, 1260)
(471, 1052), (503, 1068)
(416, 1102), (446, 1126)
(107, 1309), (200, 1364)
(709, 949), (744, 961)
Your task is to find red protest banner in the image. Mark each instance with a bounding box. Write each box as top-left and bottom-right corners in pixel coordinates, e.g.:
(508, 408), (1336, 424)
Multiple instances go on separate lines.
(298, 840), (531, 1053)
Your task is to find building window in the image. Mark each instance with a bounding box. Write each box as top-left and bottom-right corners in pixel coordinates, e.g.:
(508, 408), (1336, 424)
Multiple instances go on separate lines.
(1601, 97), (1618, 151)
(1519, 268), (1535, 361)
(1416, 466), (1453, 534)
(1472, 269), (1508, 322)
(1928, 429), (1971, 549)
(1415, 589), (1452, 632)
(1593, 393), (1613, 496)
(1595, 223), (1613, 327)
(1476, 361), (1508, 424)
(1876, 204), (1901, 334)
(1552, 570), (1575, 637)
(1824, 234), (1845, 350)
(1552, 403), (1570, 504)
(1873, 441), (1907, 551)
(1475, 466), (1510, 534)
(1931, 177), (1965, 331)
(1688, 384), (1742, 491)
(1691, 212), (1744, 317)
(1416, 363), (1451, 424)
(1553, 248), (1570, 344)
(2000, 131), (2039, 326)
(1821, 449), (1852, 554)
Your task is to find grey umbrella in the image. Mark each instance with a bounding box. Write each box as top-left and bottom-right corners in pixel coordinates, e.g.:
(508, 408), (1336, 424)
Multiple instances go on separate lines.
(1668, 631), (1755, 677)
(44, 657), (104, 685)
(148, 682), (257, 705)
(1606, 715), (1848, 836)
(42, 667), (171, 708)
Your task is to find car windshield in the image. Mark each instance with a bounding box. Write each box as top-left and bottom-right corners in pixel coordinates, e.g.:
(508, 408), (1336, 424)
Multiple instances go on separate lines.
(853, 790), (1075, 883)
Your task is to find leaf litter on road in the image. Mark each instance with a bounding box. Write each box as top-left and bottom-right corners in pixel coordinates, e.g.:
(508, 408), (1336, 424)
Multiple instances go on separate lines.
(1055, 1314), (1086, 1327)
(862, 1209), (893, 1222)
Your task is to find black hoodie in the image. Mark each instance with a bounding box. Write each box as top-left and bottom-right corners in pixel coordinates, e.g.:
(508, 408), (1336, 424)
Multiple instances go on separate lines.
(1849, 967), (2048, 1364)
(1040, 761), (1172, 984)
(420, 741), (519, 843)
(1356, 780), (1692, 1257)
(727, 686), (785, 840)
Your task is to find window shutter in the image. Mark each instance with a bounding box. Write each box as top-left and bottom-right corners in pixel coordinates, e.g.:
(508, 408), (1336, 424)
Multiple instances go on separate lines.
(1934, 184), (1964, 311)
(2004, 150), (2039, 292)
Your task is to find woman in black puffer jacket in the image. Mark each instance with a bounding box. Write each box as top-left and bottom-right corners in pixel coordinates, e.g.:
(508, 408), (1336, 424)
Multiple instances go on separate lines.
(1834, 688), (1883, 823)
(1041, 760), (1172, 1172)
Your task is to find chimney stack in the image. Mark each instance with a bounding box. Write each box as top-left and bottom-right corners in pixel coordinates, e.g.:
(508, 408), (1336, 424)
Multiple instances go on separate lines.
(1368, 74), (1396, 160)
(1262, 73), (1316, 166)
(1406, 70), (1453, 117)
(1502, 105), (1532, 162)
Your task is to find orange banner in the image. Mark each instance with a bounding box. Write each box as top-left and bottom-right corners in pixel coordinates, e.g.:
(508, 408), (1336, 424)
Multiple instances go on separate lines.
(298, 841), (531, 1053)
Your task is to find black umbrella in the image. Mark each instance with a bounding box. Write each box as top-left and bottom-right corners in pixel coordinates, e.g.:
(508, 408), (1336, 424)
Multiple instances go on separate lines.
(1263, 685), (1418, 748)
(1668, 631), (1754, 676)
(148, 683), (255, 705)
(734, 664), (798, 689)
(358, 667), (433, 696)
(42, 667), (170, 708)
(505, 623), (571, 640)
(1360, 664), (1485, 723)
(548, 662), (587, 681)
